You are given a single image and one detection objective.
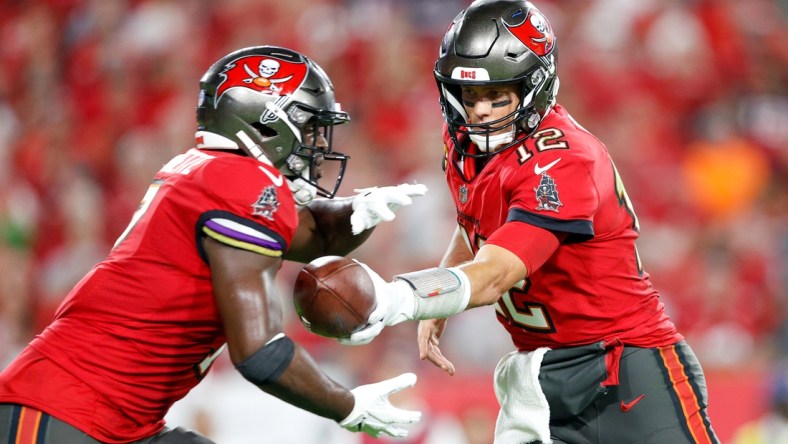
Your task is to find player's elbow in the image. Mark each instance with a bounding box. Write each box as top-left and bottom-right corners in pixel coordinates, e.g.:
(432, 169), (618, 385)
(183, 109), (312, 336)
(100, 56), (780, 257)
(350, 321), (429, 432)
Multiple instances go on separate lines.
(471, 280), (512, 308)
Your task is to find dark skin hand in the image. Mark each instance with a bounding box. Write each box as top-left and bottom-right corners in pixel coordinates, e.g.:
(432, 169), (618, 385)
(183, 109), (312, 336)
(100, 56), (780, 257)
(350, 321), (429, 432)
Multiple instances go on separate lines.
(204, 197), (373, 422)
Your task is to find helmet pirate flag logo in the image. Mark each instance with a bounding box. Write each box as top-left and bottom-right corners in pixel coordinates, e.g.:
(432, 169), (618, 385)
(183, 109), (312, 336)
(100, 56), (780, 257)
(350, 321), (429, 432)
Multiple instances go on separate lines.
(503, 7), (555, 57)
(214, 55), (308, 106)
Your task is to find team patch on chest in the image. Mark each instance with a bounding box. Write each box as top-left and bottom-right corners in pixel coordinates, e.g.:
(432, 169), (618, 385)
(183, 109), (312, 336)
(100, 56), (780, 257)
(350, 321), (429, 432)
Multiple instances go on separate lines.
(534, 172), (563, 212)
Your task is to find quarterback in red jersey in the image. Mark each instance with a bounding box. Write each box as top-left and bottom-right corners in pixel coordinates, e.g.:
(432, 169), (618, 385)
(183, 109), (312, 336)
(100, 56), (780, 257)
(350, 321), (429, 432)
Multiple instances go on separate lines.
(341, 1), (720, 443)
(0, 46), (425, 443)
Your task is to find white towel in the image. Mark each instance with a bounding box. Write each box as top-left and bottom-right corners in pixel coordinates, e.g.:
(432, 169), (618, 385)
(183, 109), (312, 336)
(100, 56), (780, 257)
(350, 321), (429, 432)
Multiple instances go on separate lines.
(493, 348), (552, 444)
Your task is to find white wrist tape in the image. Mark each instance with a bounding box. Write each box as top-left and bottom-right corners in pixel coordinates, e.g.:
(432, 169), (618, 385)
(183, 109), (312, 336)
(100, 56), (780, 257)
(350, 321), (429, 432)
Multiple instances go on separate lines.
(393, 267), (471, 320)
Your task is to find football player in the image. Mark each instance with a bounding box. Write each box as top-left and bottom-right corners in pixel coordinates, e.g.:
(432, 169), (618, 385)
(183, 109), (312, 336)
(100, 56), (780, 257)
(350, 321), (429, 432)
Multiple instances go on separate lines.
(342, 1), (721, 443)
(0, 46), (424, 443)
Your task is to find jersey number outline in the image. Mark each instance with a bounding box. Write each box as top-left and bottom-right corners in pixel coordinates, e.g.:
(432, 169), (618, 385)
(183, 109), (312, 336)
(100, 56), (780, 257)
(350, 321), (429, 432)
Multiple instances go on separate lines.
(459, 226), (556, 333)
(515, 127), (569, 164)
(194, 344), (227, 379)
(113, 180), (163, 249)
(612, 161), (644, 275)
(114, 152), (212, 248)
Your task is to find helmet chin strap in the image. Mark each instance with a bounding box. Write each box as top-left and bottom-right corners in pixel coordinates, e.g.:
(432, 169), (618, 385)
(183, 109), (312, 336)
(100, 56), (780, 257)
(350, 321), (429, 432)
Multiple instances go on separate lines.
(469, 128), (516, 152)
(235, 130), (272, 164)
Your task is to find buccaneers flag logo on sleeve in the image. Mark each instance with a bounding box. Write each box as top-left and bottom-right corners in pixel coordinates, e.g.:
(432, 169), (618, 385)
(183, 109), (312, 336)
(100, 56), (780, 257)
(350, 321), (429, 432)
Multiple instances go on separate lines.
(214, 55), (308, 107)
(534, 172), (563, 212)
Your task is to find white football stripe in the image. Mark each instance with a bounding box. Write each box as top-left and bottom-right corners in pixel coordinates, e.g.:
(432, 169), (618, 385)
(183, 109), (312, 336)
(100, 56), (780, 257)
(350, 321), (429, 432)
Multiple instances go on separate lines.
(209, 218), (279, 242)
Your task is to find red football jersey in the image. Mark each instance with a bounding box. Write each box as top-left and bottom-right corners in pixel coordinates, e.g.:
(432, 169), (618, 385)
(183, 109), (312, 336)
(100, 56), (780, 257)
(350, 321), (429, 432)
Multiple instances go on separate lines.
(0, 149), (298, 442)
(444, 105), (681, 351)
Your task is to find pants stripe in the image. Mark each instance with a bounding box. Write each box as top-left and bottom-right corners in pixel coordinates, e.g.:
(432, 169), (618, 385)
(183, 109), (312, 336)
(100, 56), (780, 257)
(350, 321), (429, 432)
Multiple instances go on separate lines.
(6, 405), (21, 444)
(673, 344), (720, 444)
(658, 345), (716, 444)
(35, 414), (49, 444)
(6, 406), (50, 444)
(14, 406), (43, 444)
(654, 347), (695, 442)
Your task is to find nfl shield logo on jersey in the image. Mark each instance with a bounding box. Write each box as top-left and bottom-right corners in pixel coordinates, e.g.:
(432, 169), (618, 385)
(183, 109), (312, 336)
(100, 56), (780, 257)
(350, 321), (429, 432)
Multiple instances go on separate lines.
(459, 185), (468, 204)
(252, 185), (280, 220)
(534, 173), (563, 212)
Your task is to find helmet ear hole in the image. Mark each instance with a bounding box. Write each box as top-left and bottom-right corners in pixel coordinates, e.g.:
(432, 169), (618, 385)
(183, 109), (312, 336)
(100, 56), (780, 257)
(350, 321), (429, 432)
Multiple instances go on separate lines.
(251, 122), (277, 138)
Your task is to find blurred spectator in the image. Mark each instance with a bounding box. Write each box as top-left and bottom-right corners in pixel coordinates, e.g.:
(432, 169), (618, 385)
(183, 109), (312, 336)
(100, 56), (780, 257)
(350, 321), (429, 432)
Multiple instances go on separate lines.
(0, 0), (785, 442)
(732, 363), (788, 444)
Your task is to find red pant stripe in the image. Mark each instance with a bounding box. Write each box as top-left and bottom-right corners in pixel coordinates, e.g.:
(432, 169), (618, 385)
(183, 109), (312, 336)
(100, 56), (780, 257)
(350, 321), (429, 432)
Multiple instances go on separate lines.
(13, 406), (42, 444)
(659, 346), (713, 444)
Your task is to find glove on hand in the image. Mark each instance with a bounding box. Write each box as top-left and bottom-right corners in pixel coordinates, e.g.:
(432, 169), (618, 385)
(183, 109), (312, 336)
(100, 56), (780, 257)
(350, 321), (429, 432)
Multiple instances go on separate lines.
(339, 372), (422, 438)
(338, 262), (414, 346)
(350, 183), (428, 235)
(288, 178), (318, 206)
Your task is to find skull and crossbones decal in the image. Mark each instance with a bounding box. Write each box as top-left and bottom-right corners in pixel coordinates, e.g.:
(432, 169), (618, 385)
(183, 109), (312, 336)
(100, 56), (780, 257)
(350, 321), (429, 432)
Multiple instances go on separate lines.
(243, 59), (294, 94)
(214, 54), (308, 105)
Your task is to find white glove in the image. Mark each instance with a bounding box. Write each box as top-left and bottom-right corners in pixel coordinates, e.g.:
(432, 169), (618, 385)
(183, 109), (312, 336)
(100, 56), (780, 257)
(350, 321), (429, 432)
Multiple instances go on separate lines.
(338, 262), (415, 346)
(288, 178), (317, 206)
(339, 372), (422, 438)
(350, 183), (428, 235)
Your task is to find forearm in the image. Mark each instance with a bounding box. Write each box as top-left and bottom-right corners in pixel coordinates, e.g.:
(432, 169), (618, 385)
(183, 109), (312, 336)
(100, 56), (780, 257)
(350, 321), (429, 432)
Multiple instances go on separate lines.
(259, 344), (354, 422)
(236, 334), (420, 437)
(375, 246), (526, 323)
(285, 197), (373, 263)
(436, 229), (519, 308)
(456, 247), (525, 308)
(439, 226), (474, 268)
(307, 197), (374, 254)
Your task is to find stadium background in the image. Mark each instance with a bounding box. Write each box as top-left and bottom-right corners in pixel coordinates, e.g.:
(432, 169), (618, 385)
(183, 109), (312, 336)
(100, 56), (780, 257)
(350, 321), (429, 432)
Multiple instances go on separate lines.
(0, 0), (785, 442)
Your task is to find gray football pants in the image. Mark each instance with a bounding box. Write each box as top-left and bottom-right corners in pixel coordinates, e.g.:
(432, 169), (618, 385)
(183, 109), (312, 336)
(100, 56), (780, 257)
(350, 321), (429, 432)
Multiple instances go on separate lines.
(0, 403), (215, 444)
(550, 341), (720, 444)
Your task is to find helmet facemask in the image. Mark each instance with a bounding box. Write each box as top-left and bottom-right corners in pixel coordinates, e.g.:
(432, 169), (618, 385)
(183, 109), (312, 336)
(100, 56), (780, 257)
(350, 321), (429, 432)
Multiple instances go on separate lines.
(280, 103), (349, 199)
(434, 0), (559, 158)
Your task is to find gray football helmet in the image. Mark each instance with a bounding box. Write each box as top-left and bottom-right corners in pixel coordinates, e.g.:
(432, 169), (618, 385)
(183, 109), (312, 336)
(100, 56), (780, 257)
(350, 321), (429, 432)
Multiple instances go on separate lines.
(196, 46), (350, 198)
(435, 0), (559, 157)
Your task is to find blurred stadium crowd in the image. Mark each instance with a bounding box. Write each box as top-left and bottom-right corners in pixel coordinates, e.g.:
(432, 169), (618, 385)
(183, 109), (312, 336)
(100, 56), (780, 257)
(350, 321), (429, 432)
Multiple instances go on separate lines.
(0, 0), (786, 442)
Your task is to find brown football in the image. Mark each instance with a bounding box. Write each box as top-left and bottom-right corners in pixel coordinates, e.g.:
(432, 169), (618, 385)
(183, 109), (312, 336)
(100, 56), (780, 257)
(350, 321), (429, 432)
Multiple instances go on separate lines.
(292, 256), (377, 339)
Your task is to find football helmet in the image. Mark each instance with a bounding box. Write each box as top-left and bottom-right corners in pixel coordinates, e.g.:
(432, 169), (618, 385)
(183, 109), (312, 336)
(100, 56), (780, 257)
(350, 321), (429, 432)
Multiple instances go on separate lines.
(435, 0), (559, 157)
(196, 46), (350, 198)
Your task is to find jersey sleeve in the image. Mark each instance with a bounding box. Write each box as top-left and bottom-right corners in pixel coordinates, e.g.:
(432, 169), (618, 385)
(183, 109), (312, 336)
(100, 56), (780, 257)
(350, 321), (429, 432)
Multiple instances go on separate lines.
(505, 143), (598, 242)
(486, 221), (562, 274)
(195, 158), (298, 260)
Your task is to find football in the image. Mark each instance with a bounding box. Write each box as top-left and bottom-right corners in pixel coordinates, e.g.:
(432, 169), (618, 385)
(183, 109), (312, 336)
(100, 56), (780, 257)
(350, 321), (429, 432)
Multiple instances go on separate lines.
(292, 256), (377, 339)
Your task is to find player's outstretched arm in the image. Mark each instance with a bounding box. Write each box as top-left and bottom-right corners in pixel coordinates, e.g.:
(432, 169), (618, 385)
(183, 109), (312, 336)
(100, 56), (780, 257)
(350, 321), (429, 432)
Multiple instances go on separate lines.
(348, 183), (427, 235)
(285, 196), (363, 263)
(343, 223), (568, 346)
(203, 237), (421, 438)
(285, 183), (427, 263)
(341, 244), (527, 346)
